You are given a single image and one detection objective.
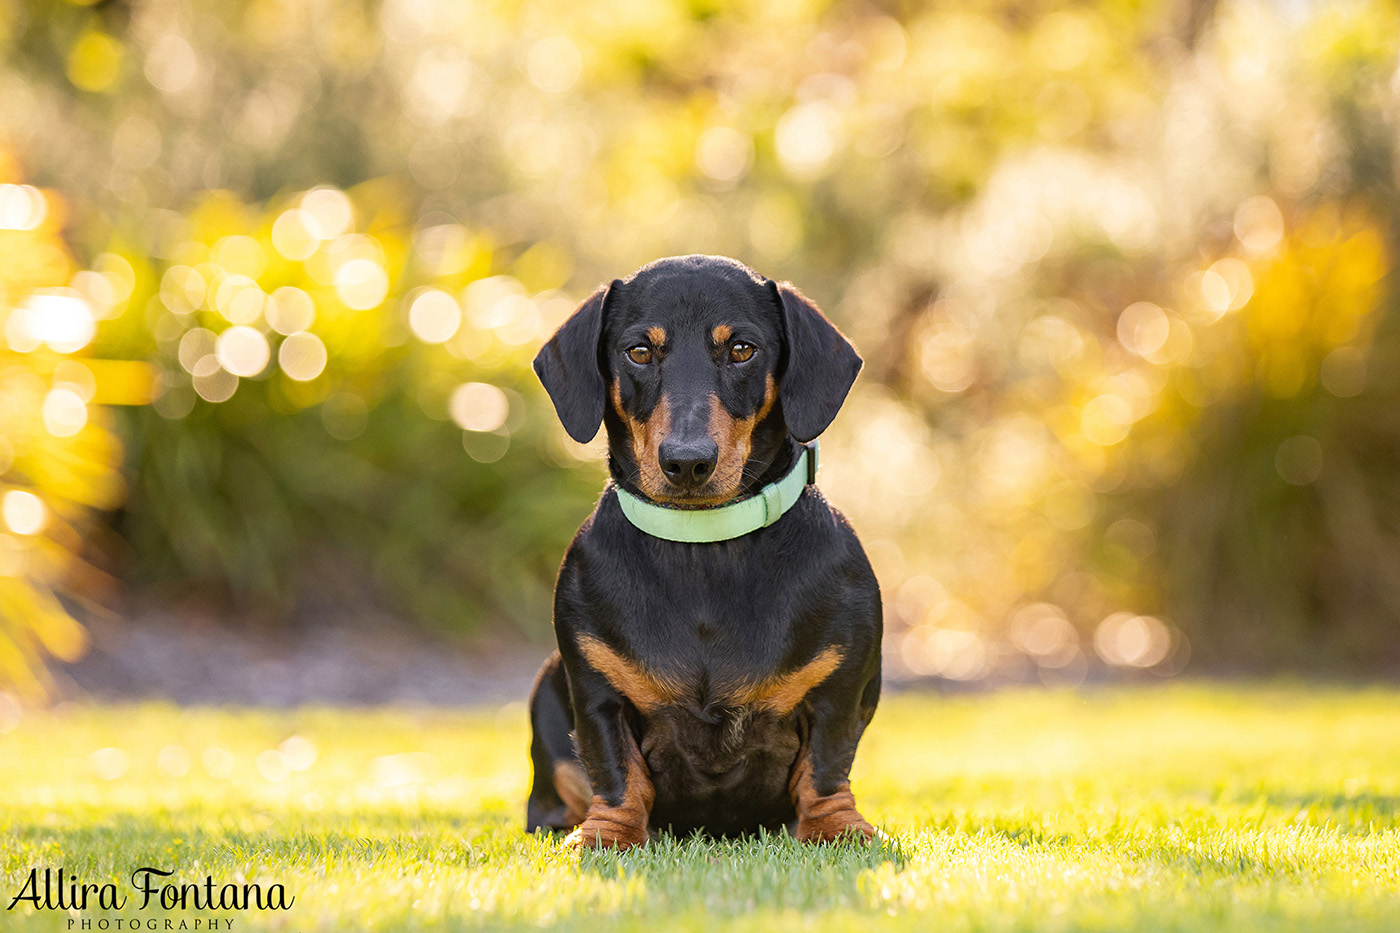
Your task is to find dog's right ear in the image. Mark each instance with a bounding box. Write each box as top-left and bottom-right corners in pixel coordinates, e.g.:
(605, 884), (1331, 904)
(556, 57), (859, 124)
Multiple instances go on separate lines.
(533, 282), (613, 443)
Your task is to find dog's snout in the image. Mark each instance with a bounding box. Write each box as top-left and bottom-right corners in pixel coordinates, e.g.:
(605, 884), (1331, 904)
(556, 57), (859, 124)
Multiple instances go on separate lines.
(659, 437), (718, 488)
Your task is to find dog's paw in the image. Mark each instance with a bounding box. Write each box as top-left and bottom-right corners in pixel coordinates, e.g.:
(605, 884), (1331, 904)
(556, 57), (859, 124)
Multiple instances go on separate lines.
(795, 809), (877, 844)
(565, 815), (649, 851)
(790, 769), (877, 845)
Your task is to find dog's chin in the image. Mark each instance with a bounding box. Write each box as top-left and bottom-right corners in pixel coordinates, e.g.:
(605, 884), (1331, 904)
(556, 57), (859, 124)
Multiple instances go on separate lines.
(641, 479), (743, 509)
(664, 491), (740, 509)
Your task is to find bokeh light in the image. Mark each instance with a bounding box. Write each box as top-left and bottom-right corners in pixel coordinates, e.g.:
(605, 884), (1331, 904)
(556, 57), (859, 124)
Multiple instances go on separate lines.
(266, 287), (316, 335)
(408, 289), (462, 344)
(278, 332), (328, 382)
(334, 258), (390, 311)
(89, 746), (128, 782)
(272, 210), (321, 261)
(193, 357), (238, 402)
(1094, 614), (1172, 669)
(0, 185), (46, 230)
(42, 387), (87, 437)
(2, 491), (47, 537)
(450, 383), (510, 433)
(215, 326), (270, 378)
(696, 127), (753, 183)
(157, 744), (191, 778)
(775, 101), (841, 180)
(300, 188), (355, 240)
(7, 290), (96, 353)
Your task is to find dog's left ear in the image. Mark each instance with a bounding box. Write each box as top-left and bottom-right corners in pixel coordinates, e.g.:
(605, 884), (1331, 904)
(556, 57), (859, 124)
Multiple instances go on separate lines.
(534, 282), (613, 443)
(770, 280), (862, 442)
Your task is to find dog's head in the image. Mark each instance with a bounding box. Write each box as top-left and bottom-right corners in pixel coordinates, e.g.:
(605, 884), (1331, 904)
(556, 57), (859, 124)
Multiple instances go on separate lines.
(534, 255), (861, 506)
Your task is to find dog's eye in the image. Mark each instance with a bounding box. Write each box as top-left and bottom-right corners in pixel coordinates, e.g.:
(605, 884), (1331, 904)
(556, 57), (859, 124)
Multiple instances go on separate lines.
(729, 342), (756, 364)
(627, 346), (653, 365)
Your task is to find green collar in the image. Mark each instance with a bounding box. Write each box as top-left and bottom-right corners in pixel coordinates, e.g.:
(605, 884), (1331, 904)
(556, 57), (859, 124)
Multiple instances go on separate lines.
(615, 442), (818, 543)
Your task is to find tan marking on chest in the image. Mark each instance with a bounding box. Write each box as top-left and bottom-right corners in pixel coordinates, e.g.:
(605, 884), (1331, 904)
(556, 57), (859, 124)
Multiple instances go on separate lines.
(724, 646), (844, 715)
(577, 634), (685, 712)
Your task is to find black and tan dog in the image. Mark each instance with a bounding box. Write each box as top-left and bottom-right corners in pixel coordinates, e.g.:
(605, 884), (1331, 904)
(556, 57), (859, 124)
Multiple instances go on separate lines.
(527, 255), (881, 849)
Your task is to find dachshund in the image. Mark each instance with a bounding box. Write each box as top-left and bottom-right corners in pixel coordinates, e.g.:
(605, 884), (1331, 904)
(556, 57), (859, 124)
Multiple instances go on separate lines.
(526, 255), (880, 848)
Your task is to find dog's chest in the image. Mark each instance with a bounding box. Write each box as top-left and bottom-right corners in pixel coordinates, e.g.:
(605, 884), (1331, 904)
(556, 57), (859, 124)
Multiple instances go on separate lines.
(639, 700), (800, 797)
(578, 503), (856, 725)
(580, 598), (840, 725)
(633, 618), (807, 789)
(645, 599), (779, 684)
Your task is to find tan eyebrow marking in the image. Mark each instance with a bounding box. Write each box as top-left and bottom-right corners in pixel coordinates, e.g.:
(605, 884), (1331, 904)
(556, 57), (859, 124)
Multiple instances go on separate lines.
(577, 634), (686, 712)
(711, 324), (732, 344)
(647, 326), (667, 345)
(724, 646), (844, 714)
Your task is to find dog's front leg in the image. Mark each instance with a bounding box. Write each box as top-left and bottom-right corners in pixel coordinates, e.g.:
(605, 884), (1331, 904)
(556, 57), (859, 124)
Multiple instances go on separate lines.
(789, 672), (879, 844)
(558, 654), (655, 850)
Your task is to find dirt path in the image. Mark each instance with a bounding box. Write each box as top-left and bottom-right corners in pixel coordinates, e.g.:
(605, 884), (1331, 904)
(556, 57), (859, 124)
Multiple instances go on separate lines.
(56, 609), (547, 707)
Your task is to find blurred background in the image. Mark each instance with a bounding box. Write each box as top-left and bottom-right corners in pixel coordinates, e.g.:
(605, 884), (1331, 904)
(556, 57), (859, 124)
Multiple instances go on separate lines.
(1, 0), (1398, 707)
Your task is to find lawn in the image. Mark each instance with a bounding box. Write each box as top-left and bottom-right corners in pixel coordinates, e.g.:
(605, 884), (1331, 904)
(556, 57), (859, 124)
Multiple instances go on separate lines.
(2, 685), (1398, 932)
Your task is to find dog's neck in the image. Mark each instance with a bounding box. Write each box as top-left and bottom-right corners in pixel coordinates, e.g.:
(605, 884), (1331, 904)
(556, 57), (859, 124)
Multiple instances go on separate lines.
(606, 433), (803, 508)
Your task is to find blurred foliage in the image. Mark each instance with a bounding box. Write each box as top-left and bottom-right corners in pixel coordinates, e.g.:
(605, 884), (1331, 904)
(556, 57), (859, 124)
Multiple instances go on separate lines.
(0, 152), (138, 699)
(104, 184), (599, 637)
(2, 0), (1400, 691)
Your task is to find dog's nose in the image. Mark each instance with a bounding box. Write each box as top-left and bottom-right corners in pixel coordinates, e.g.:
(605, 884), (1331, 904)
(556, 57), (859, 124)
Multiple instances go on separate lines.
(659, 437), (718, 489)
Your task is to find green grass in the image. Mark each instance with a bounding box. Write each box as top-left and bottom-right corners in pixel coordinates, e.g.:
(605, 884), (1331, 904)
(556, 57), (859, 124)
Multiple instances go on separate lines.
(2, 685), (1399, 931)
